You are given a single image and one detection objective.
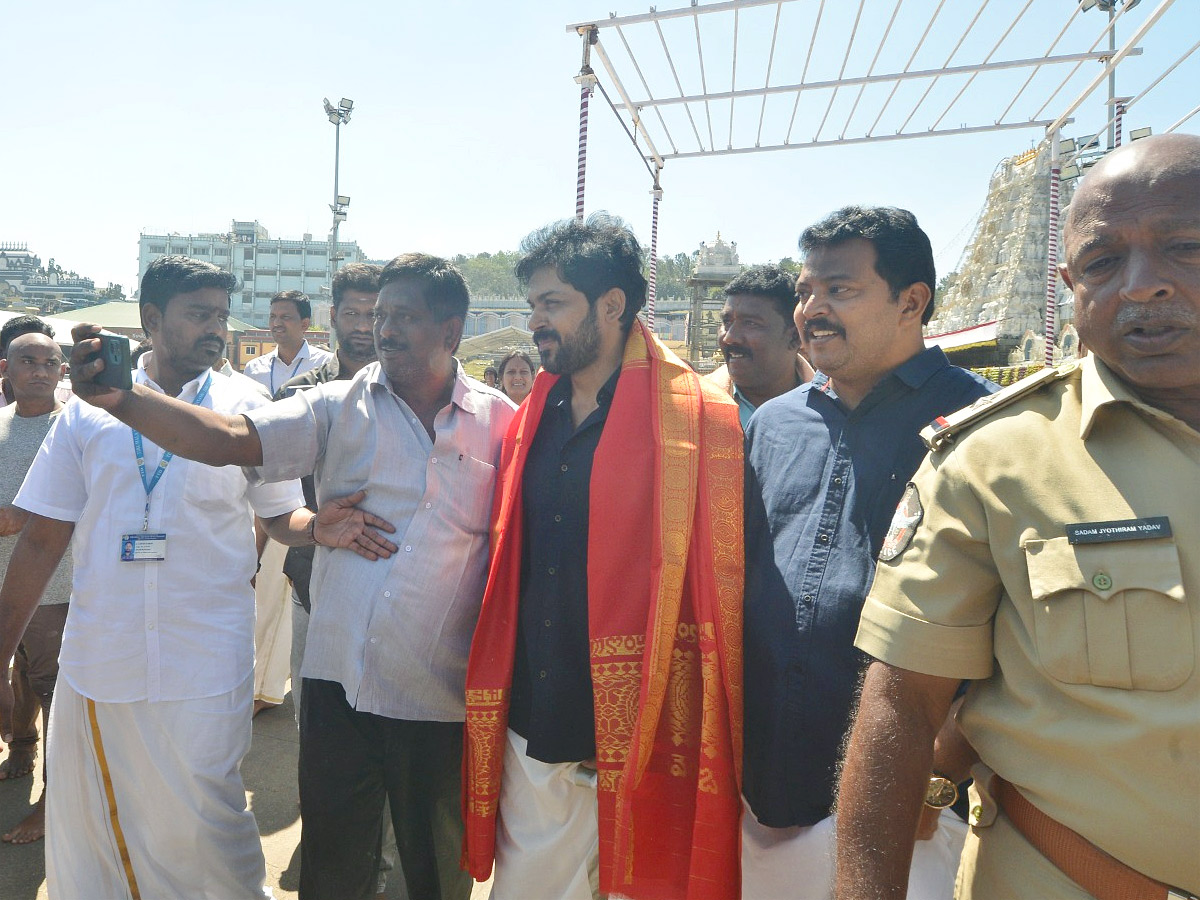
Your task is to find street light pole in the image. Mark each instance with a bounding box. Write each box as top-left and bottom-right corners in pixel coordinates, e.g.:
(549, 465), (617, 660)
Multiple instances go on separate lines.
(322, 98), (353, 346)
(323, 98), (353, 281)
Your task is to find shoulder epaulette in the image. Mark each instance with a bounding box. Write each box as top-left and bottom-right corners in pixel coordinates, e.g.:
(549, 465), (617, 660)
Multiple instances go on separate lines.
(920, 362), (1079, 452)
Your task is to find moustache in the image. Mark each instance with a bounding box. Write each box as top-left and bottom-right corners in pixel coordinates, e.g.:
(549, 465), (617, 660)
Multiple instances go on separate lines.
(803, 317), (845, 339)
(722, 344), (752, 359)
(533, 330), (561, 346)
(377, 341), (406, 353)
(1114, 302), (1198, 330)
(197, 339), (224, 352)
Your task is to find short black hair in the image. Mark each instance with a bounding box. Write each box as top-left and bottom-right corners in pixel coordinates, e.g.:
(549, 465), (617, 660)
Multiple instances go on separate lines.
(140, 256), (237, 315)
(799, 206), (937, 324)
(378, 253), (470, 322)
(515, 213), (648, 331)
(332, 263), (383, 310)
(271, 290), (312, 320)
(1, 315), (54, 356)
(724, 265), (798, 323)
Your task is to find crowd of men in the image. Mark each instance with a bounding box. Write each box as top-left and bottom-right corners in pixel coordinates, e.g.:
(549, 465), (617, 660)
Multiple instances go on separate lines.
(0, 132), (1196, 900)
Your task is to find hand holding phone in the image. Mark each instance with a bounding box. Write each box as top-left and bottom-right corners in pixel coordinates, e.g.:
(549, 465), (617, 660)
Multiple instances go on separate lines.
(92, 334), (133, 390)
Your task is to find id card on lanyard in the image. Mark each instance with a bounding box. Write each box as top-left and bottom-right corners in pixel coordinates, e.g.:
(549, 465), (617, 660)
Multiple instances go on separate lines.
(270, 352), (305, 395)
(121, 373), (213, 562)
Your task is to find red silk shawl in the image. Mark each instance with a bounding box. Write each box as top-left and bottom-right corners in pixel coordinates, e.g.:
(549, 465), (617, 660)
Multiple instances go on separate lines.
(463, 321), (744, 899)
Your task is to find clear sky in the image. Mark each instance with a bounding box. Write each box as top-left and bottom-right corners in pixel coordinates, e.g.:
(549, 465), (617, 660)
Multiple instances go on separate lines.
(3, 0), (1197, 295)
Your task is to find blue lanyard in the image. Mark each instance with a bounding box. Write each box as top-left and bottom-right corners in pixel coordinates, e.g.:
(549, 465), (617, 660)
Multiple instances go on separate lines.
(131, 373), (213, 531)
(269, 352), (305, 394)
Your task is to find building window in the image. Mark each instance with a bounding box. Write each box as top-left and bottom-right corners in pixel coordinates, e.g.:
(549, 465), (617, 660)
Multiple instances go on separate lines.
(147, 244), (166, 253)
(282, 248), (303, 255)
(281, 269), (302, 277)
(243, 248), (254, 260)
(213, 247), (229, 257)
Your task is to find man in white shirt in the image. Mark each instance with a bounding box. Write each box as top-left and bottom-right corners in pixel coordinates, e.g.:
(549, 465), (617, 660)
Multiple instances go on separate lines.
(0, 257), (395, 900)
(60, 253), (516, 900)
(242, 291), (332, 394)
(241, 291), (331, 715)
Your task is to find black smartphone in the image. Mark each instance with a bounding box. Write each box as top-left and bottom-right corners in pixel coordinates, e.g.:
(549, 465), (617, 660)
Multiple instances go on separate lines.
(92, 334), (133, 390)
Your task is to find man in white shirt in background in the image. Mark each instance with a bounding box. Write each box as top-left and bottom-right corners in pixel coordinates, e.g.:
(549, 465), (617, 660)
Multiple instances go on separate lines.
(242, 290), (332, 715)
(0, 323), (71, 846)
(0, 257), (393, 899)
(243, 290), (332, 395)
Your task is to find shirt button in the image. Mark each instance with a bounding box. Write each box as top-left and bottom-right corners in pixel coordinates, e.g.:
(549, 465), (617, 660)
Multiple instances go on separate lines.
(833, 477), (843, 485)
(548, 567), (556, 575)
(425, 502), (432, 509)
(1092, 572), (1113, 591)
(405, 545), (412, 552)
(384, 591), (392, 598)
(544, 619), (552, 627)
(370, 637), (378, 644)
(820, 533), (830, 543)
(803, 594), (813, 605)
(560, 464), (568, 473)
(539, 670), (547, 679)
(431, 457), (438, 464)
(554, 514), (562, 523)
(147, 623), (156, 631)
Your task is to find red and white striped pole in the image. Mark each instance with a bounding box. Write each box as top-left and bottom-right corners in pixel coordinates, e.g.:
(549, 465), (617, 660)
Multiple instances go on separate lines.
(1114, 99), (1127, 148)
(574, 28), (598, 222)
(1044, 137), (1061, 369)
(647, 175), (662, 330)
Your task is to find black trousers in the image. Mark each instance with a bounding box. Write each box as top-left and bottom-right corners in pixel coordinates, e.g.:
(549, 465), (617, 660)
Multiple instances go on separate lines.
(298, 678), (471, 900)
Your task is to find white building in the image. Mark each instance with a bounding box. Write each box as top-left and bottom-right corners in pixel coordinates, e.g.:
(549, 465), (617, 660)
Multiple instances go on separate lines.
(137, 221), (369, 328)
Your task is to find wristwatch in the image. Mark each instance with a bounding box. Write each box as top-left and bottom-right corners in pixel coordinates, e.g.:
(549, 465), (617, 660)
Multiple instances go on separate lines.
(925, 774), (958, 809)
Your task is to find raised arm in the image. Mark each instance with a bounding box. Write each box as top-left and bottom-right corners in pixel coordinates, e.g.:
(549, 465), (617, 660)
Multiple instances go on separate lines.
(834, 661), (961, 900)
(0, 514), (75, 744)
(69, 324), (263, 467)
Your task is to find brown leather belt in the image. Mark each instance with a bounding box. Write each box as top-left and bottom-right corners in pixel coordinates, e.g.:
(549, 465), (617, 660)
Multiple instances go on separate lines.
(993, 776), (1197, 900)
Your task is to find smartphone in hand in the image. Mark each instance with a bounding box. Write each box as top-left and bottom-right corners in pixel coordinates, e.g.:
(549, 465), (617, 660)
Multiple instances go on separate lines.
(91, 334), (133, 390)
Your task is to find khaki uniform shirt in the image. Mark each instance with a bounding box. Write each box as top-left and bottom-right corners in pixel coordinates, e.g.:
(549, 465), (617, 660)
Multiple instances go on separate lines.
(856, 356), (1199, 896)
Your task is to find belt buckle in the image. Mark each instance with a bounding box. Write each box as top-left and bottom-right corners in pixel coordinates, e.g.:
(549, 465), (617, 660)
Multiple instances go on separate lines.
(1167, 890), (1200, 900)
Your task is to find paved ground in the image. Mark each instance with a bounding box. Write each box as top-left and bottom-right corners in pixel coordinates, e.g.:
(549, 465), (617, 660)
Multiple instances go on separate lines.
(0, 691), (492, 899)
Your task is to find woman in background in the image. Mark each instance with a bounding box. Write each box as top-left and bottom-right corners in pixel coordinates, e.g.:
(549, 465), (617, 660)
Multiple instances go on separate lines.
(497, 350), (535, 405)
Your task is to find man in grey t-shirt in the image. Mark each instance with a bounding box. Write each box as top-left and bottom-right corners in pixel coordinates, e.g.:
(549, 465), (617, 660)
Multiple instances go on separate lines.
(0, 326), (72, 844)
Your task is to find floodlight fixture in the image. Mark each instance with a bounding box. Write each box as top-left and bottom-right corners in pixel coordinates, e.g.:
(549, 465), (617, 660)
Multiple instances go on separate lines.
(1129, 126), (1152, 140)
(328, 112), (341, 125)
(1058, 137), (1077, 154)
(336, 195), (351, 206)
(1078, 0), (1098, 9)
(340, 98), (354, 111)
(1060, 164), (1081, 179)
(323, 98), (335, 116)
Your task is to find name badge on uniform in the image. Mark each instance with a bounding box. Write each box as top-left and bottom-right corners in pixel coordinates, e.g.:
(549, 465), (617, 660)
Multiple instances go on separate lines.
(121, 532), (168, 561)
(1065, 516), (1172, 545)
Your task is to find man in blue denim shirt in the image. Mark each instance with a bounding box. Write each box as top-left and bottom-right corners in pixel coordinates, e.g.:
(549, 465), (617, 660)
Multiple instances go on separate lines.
(741, 206), (996, 899)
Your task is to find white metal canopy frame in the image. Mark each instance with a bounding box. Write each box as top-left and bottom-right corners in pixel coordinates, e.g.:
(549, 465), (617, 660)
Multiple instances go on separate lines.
(565, 0), (1195, 342)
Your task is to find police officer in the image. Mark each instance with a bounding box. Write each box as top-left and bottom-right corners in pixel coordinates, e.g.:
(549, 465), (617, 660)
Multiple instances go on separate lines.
(835, 132), (1200, 900)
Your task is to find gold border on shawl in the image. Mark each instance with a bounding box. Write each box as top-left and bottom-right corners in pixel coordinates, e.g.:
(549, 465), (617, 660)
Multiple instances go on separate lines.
(86, 699), (142, 900)
(632, 326), (701, 782)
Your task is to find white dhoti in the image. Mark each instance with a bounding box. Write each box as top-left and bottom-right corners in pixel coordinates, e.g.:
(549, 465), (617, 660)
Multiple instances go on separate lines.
(253, 538), (292, 705)
(741, 798), (968, 900)
(490, 729), (601, 900)
(46, 674), (272, 900)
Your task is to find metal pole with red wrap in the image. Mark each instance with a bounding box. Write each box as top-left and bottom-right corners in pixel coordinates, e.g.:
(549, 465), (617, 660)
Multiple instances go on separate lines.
(1044, 134), (1061, 369)
(647, 171), (663, 330)
(574, 27), (598, 222)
